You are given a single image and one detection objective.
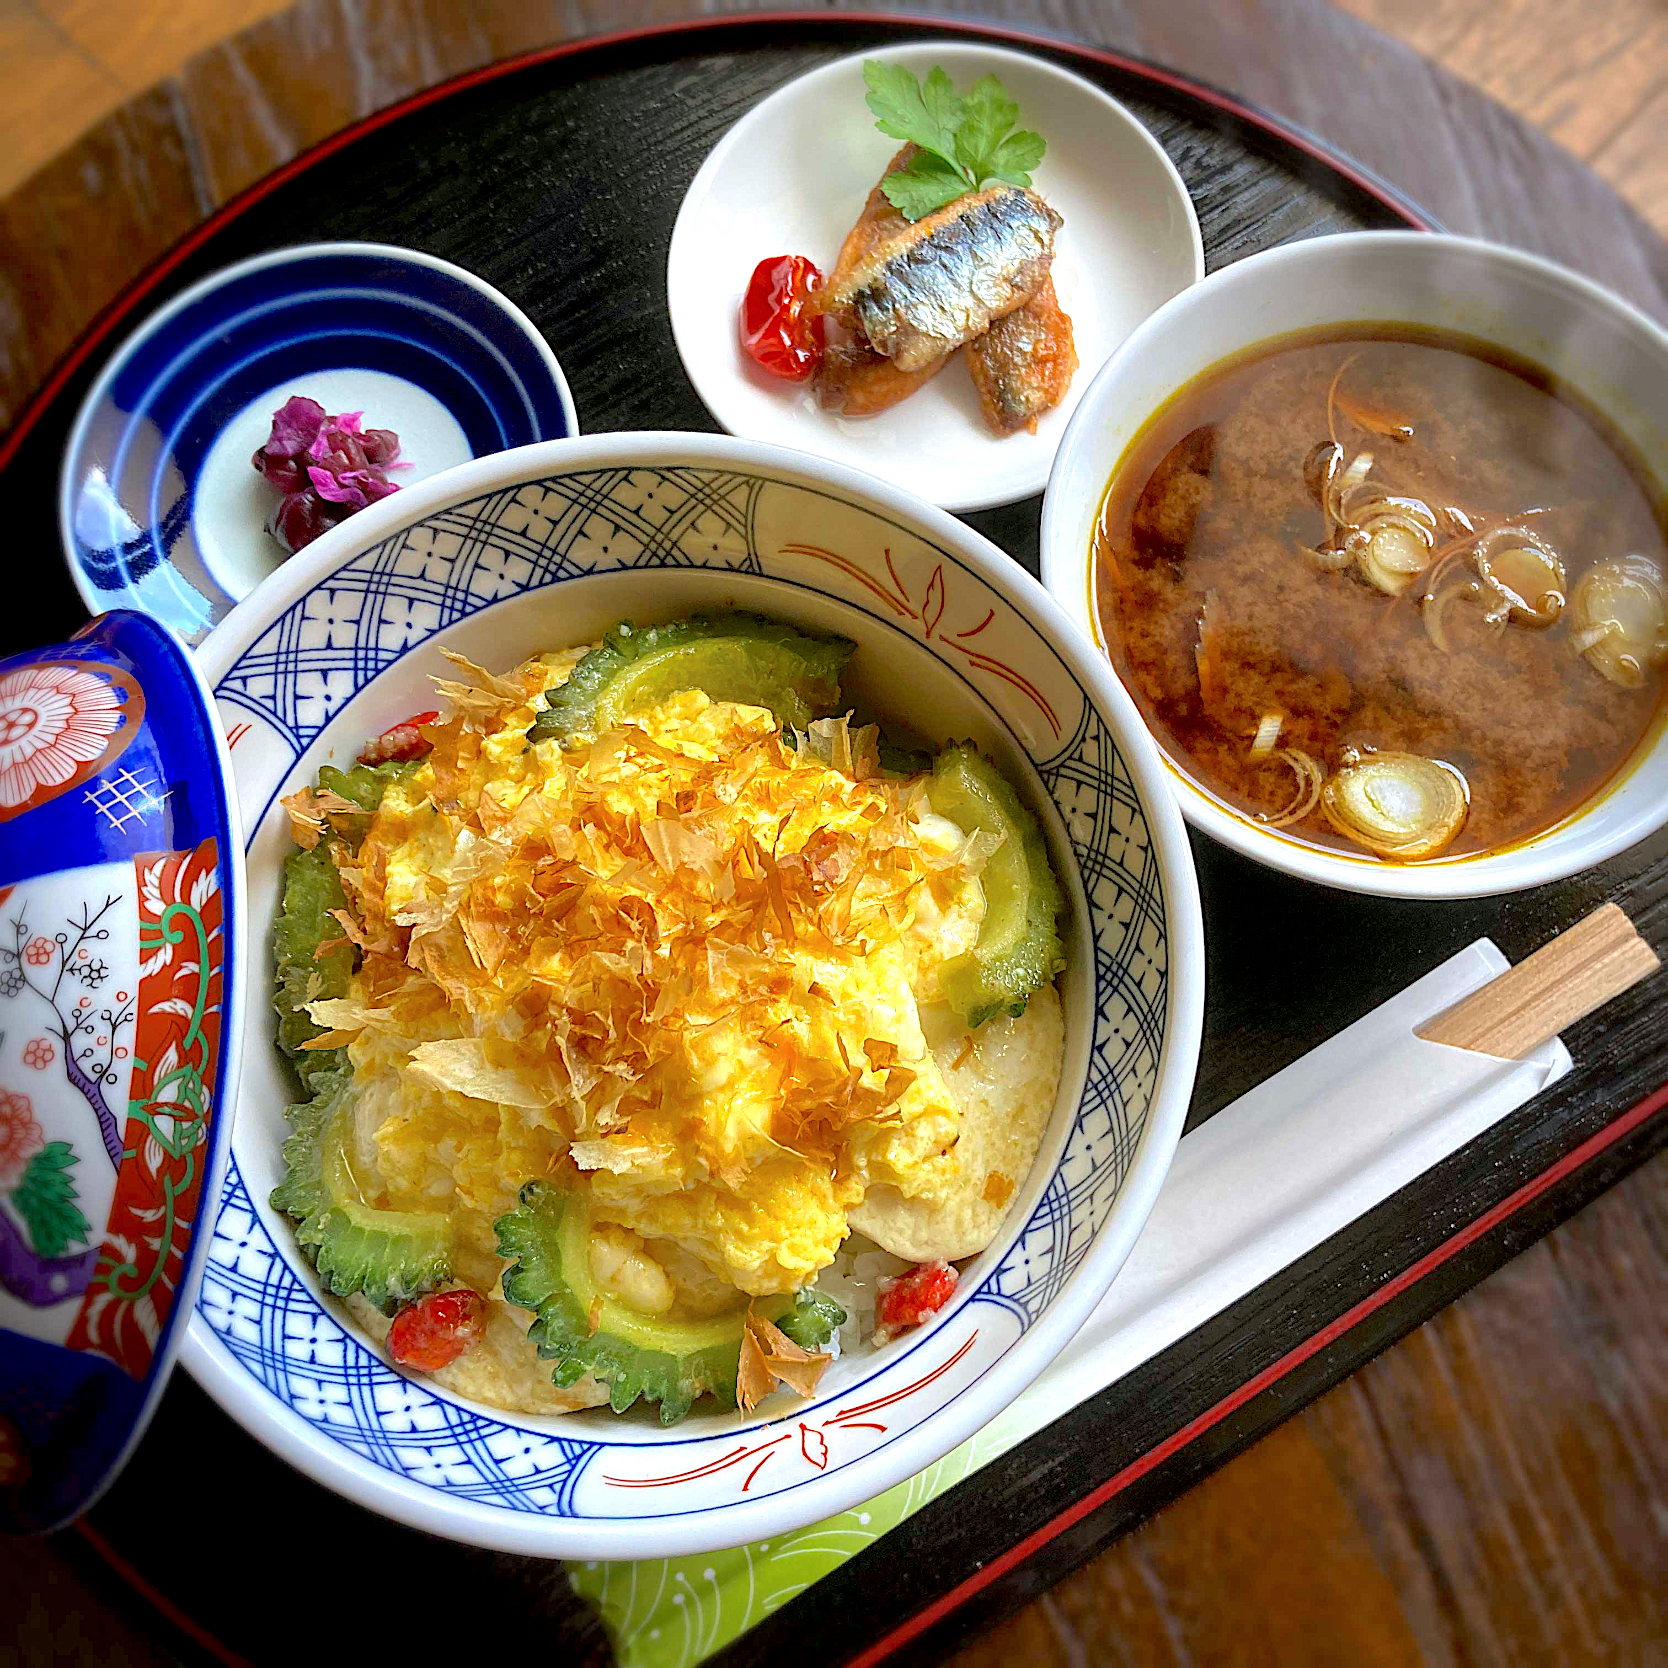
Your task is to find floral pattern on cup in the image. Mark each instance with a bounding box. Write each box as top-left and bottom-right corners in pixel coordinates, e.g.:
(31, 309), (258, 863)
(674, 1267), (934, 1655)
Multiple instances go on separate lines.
(0, 838), (223, 1374)
(0, 664), (144, 822)
(0, 1091), (43, 1189)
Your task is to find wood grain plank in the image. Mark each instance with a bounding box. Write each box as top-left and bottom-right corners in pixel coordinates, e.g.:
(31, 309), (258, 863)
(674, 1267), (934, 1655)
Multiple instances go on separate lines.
(32, 0), (1668, 251)
(33, 0), (293, 92)
(7, 1527), (177, 1668)
(958, 1419), (1434, 1668)
(0, 2), (125, 196)
(1339, 1170), (1668, 1661)
(1334, 0), (1668, 237)
(175, 0), (548, 203)
(0, 82), (206, 427)
(1059, 0), (1668, 317)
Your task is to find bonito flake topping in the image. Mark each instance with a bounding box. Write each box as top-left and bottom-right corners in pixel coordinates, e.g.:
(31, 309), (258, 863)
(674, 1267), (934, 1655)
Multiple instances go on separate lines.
(332, 662), (992, 1299)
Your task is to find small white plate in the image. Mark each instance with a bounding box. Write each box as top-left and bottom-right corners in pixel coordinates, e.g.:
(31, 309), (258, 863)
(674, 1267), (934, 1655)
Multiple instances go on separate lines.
(668, 43), (1204, 514)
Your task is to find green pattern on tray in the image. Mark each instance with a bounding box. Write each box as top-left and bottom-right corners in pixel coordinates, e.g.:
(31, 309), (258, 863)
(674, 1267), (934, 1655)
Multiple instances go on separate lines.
(569, 1396), (1043, 1667)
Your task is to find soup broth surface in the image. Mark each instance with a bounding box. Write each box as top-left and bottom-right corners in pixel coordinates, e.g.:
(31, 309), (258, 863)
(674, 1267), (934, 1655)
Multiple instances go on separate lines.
(1093, 326), (1668, 859)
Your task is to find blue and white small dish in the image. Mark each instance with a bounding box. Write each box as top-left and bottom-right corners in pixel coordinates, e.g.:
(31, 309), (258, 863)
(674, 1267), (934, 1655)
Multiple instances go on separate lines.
(0, 609), (245, 1532)
(59, 243), (579, 645)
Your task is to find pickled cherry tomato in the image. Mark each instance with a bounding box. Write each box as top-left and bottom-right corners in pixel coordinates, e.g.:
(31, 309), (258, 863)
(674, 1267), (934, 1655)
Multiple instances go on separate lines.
(740, 255), (825, 380)
(875, 1260), (958, 1337)
(387, 1288), (486, 1370)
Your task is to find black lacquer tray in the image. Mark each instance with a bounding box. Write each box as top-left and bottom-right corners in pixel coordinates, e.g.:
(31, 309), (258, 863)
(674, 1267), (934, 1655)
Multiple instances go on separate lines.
(6, 16), (1664, 1668)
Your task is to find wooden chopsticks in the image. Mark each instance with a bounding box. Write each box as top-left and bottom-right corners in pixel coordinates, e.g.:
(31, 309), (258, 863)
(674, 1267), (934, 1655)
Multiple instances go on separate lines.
(1416, 903), (1660, 1060)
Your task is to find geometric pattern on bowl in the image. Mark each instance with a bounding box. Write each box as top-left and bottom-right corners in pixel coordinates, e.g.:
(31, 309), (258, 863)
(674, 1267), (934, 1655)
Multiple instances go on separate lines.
(194, 463), (1169, 1540)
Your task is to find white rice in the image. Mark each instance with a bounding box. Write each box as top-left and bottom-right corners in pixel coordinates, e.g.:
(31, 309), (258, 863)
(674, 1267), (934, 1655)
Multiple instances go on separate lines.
(811, 1234), (913, 1356)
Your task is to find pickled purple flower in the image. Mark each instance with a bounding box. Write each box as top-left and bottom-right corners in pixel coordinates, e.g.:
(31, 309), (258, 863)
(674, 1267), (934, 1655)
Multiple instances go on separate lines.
(252, 395), (405, 553)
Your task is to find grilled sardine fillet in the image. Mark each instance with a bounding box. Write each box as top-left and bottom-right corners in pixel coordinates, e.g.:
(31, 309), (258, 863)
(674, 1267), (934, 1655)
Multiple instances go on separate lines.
(966, 275), (1078, 435)
(815, 145), (946, 417)
(816, 338), (952, 416)
(817, 187), (1062, 372)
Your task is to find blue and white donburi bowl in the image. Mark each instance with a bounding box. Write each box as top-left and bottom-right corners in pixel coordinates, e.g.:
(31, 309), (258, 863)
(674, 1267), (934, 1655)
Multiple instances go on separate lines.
(60, 243), (578, 644)
(188, 432), (1203, 1560)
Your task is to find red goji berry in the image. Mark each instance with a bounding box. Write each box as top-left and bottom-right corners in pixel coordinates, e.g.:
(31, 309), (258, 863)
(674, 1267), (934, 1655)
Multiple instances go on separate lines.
(387, 1288), (486, 1371)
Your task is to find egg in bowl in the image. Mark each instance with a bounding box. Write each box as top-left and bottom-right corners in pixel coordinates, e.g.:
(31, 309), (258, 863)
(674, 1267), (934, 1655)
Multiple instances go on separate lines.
(272, 613), (1067, 1423)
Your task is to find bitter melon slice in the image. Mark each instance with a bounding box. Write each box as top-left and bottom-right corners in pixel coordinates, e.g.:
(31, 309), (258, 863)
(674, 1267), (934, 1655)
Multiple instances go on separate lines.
(526, 614), (853, 747)
(270, 1060), (453, 1314)
(271, 758), (410, 1074)
(270, 757), (453, 1313)
(926, 744), (1066, 1027)
(495, 1183), (845, 1424)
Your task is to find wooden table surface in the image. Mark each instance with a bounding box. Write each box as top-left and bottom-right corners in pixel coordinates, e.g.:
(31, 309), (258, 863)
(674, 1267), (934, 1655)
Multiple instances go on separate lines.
(3, 4), (1666, 1666)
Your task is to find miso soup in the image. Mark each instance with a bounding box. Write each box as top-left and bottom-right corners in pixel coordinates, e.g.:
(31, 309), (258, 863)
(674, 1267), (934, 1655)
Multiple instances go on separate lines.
(1092, 326), (1668, 861)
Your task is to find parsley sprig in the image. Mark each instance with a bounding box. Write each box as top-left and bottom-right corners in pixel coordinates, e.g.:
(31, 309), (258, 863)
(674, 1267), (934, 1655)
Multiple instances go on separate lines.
(863, 61), (1047, 222)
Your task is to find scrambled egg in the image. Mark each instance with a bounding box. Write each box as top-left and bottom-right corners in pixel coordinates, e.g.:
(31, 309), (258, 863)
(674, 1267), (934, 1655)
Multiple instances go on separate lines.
(326, 652), (994, 1309)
